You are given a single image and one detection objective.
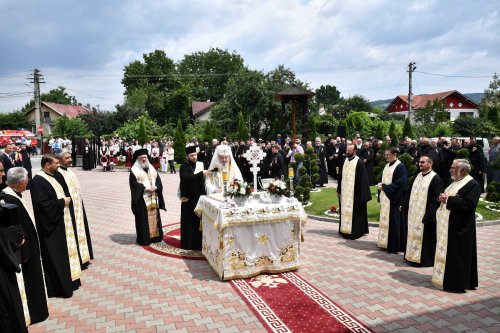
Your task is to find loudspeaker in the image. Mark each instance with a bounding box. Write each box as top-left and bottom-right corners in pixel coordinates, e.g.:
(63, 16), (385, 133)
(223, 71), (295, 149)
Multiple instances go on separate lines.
(337, 126), (346, 138)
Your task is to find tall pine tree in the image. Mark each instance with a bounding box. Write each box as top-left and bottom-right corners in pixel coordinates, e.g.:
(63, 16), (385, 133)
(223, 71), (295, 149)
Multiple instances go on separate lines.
(401, 117), (414, 140)
(173, 119), (187, 163)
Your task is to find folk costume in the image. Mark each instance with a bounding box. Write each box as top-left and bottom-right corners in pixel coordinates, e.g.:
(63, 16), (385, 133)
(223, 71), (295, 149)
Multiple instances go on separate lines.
(2, 188), (49, 324)
(151, 146), (161, 170)
(403, 171), (443, 267)
(55, 167), (94, 268)
(129, 149), (165, 245)
(179, 145), (206, 250)
(337, 155), (372, 239)
(432, 175), (480, 291)
(30, 171), (82, 298)
(378, 160), (408, 253)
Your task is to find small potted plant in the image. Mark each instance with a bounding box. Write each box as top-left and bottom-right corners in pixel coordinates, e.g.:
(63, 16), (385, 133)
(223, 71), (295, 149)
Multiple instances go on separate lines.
(227, 179), (253, 206)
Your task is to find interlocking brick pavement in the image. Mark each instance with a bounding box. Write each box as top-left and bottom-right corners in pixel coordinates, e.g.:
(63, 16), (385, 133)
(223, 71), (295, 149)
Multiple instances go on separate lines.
(23, 167), (499, 333)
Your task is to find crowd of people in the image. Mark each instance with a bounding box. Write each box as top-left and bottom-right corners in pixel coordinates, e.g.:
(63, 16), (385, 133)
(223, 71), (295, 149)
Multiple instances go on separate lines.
(0, 152), (93, 332)
(0, 131), (498, 330)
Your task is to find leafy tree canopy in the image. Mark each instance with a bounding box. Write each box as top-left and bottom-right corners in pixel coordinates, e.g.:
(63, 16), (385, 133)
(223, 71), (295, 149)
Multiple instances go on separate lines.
(52, 114), (92, 138)
(314, 85), (341, 106)
(0, 111), (31, 130)
(23, 86), (78, 112)
(343, 94), (373, 114)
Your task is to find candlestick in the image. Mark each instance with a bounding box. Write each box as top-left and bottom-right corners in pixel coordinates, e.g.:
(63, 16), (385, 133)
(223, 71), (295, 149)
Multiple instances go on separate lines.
(288, 167), (294, 179)
(222, 170), (229, 182)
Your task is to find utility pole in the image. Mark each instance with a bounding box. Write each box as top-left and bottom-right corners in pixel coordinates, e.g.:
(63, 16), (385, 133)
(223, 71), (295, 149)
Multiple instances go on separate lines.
(407, 61), (417, 124)
(29, 68), (45, 152)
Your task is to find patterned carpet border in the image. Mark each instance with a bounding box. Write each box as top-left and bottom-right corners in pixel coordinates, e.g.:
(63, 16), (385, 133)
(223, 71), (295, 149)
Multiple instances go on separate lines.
(142, 223), (205, 260)
(231, 272), (374, 333)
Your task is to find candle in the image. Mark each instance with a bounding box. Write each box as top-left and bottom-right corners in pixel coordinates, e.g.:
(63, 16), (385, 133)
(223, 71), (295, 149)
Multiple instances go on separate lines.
(288, 167), (294, 178)
(222, 170), (229, 182)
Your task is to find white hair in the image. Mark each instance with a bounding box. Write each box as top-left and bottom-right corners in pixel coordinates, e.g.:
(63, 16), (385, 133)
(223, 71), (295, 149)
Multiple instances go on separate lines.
(6, 167), (28, 186)
(455, 159), (471, 174)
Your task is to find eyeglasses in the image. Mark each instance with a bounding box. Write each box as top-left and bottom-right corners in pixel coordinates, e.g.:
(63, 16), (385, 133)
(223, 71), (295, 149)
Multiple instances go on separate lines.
(418, 161), (427, 164)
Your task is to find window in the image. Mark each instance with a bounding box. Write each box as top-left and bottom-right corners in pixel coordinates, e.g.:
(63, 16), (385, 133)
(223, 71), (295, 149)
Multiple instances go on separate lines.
(43, 111), (50, 118)
(459, 112), (474, 117)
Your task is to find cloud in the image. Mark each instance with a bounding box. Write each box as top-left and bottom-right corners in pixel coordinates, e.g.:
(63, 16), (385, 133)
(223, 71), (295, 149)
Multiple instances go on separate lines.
(0, 0), (498, 112)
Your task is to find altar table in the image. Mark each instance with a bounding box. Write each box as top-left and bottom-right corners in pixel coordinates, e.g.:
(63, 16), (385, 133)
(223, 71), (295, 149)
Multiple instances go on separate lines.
(194, 194), (307, 281)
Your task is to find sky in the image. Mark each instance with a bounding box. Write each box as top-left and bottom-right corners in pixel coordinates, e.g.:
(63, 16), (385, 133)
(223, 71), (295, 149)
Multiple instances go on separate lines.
(0, 0), (499, 113)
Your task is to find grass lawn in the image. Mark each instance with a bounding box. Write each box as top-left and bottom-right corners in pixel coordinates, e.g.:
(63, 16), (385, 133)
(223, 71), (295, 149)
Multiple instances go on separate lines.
(305, 186), (500, 222)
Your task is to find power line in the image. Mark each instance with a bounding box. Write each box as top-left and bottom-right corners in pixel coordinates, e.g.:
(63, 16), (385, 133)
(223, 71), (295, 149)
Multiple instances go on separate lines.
(414, 70), (492, 79)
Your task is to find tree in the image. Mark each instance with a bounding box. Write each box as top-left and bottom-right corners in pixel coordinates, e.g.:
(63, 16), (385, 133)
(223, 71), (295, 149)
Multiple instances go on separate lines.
(52, 115), (92, 138)
(201, 121), (220, 143)
(121, 50), (187, 125)
(452, 116), (497, 137)
(343, 94), (373, 114)
(79, 110), (119, 137)
(23, 86), (78, 111)
(315, 114), (338, 136)
(314, 85), (341, 109)
(173, 119), (187, 163)
(345, 112), (373, 138)
(308, 115), (318, 140)
(114, 114), (162, 140)
(389, 121), (398, 146)
(413, 98), (448, 125)
(0, 111), (30, 130)
(210, 69), (268, 136)
(235, 112), (249, 141)
(482, 72), (500, 106)
(401, 117), (414, 139)
(487, 106), (499, 126)
(178, 47), (246, 101)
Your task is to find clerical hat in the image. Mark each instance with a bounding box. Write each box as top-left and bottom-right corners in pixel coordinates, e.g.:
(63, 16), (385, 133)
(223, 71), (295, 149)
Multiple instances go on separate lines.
(185, 145), (198, 155)
(132, 148), (148, 163)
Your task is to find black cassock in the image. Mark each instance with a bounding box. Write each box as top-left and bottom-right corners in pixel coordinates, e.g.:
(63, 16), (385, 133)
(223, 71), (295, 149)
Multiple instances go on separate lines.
(179, 161), (206, 250)
(55, 170), (94, 266)
(82, 144), (93, 170)
(315, 145), (329, 186)
(2, 192), (49, 323)
(381, 162), (408, 253)
(129, 171), (165, 246)
(443, 179), (480, 291)
(30, 174), (81, 298)
(337, 157), (372, 239)
(0, 207), (28, 333)
(402, 173), (443, 267)
(360, 147), (376, 185)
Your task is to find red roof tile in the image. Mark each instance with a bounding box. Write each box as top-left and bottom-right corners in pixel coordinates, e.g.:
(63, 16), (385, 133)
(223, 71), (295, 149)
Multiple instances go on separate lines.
(43, 102), (90, 118)
(192, 101), (217, 117)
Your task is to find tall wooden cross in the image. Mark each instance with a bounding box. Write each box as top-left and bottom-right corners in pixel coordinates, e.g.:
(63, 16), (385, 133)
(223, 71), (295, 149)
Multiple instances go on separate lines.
(242, 144), (266, 192)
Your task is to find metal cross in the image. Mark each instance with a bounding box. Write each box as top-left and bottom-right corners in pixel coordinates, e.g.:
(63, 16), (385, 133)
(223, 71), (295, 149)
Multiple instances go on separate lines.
(242, 144), (266, 192)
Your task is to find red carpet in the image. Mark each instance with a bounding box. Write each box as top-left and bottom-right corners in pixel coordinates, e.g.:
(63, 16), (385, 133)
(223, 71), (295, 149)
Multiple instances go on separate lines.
(142, 223), (205, 260)
(231, 272), (373, 333)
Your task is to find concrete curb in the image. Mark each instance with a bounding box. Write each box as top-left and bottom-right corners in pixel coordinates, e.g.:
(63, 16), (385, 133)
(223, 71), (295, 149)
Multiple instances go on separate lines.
(307, 214), (500, 228)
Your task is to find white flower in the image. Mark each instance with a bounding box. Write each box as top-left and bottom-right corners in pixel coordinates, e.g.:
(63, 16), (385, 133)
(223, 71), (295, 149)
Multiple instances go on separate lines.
(239, 188), (246, 195)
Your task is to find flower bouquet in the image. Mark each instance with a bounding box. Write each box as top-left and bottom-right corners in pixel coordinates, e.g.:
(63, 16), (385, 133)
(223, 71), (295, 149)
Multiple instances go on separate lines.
(265, 179), (290, 203)
(226, 180), (253, 206)
(324, 204), (340, 218)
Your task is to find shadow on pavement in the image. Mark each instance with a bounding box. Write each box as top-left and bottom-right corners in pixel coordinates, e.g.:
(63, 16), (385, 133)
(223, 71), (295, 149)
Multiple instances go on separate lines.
(109, 233), (137, 245)
(388, 269), (435, 290)
(183, 258), (221, 282)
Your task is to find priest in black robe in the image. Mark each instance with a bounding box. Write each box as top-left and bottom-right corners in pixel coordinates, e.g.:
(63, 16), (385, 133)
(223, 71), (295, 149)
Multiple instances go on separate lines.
(360, 141), (376, 185)
(0, 164), (29, 333)
(179, 145), (209, 250)
(30, 155), (81, 298)
(55, 152), (94, 268)
(402, 156), (443, 267)
(337, 144), (372, 239)
(377, 147), (408, 253)
(2, 167), (49, 323)
(82, 138), (93, 170)
(129, 149), (165, 246)
(314, 138), (328, 187)
(433, 159), (480, 292)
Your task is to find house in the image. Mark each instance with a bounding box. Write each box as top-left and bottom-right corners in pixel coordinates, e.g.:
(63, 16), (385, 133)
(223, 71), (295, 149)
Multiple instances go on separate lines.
(191, 101), (217, 121)
(384, 90), (479, 121)
(25, 101), (90, 135)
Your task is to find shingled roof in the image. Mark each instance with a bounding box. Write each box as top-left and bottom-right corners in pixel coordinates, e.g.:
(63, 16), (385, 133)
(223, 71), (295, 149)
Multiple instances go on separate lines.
(192, 101), (217, 118)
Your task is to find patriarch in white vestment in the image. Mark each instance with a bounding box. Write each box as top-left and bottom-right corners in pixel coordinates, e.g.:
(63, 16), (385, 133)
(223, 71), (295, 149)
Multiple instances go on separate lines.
(205, 145), (243, 194)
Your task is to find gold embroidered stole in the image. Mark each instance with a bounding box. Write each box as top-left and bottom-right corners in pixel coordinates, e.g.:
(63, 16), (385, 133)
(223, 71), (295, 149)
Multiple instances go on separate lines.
(340, 156), (359, 234)
(377, 160), (401, 248)
(405, 171), (436, 263)
(15, 272), (30, 326)
(131, 164), (160, 238)
(131, 164), (159, 210)
(432, 175), (473, 289)
(36, 171), (82, 281)
(2, 187), (49, 306)
(58, 168), (90, 264)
